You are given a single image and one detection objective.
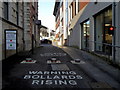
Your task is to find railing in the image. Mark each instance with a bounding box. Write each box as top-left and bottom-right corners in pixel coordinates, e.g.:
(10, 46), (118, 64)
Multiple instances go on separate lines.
(85, 40), (120, 64)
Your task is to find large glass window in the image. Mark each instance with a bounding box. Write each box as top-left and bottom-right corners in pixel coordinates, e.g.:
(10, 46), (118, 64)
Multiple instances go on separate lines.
(81, 20), (90, 50)
(95, 7), (112, 55)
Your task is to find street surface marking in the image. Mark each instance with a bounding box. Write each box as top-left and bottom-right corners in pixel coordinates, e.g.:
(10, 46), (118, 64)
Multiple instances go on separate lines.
(40, 53), (67, 57)
(47, 57), (61, 64)
(47, 60), (61, 64)
(21, 60), (36, 63)
(51, 64), (70, 70)
(23, 71), (83, 86)
(21, 58), (36, 63)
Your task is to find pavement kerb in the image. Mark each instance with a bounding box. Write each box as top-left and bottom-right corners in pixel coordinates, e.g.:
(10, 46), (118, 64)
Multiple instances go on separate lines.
(61, 46), (120, 82)
(61, 46), (120, 88)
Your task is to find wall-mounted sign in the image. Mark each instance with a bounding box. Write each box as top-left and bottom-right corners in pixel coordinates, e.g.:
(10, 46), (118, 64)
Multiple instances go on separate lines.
(5, 30), (17, 50)
(35, 20), (41, 25)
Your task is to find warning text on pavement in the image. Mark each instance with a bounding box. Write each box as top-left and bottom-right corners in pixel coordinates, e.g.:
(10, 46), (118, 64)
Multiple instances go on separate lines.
(24, 71), (83, 86)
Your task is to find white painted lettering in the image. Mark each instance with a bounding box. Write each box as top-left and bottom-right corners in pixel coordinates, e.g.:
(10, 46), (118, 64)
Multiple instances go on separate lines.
(45, 80), (53, 85)
(41, 80), (44, 85)
(25, 71), (83, 86)
(69, 75), (76, 79)
(69, 80), (77, 85)
(61, 75), (68, 79)
(51, 71), (58, 74)
(46, 75), (52, 79)
(54, 80), (58, 85)
(32, 80), (39, 85)
(29, 71), (38, 74)
(24, 75), (31, 79)
(53, 75), (60, 79)
(40, 75), (45, 79)
(58, 71), (61, 74)
(44, 71), (50, 74)
(37, 71), (43, 74)
(32, 75), (40, 79)
(61, 71), (69, 75)
(69, 71), (76, 75)
(59, 80), (67, 85)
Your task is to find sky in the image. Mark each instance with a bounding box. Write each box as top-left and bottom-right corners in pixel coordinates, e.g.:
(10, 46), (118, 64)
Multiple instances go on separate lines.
(38, 0), (55, 30)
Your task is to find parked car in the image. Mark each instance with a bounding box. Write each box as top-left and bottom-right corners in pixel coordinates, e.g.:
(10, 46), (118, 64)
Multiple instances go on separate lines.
(41, 39), (52, 44)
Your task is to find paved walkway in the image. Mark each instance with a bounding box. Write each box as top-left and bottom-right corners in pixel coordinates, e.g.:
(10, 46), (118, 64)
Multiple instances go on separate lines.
(2, 44), (120, 89)
(61, 46), (120, 89)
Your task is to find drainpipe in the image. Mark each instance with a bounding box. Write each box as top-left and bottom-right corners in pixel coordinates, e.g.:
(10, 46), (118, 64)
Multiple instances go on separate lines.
(32, 34), (34, 54)
(113, 1), (116, 64)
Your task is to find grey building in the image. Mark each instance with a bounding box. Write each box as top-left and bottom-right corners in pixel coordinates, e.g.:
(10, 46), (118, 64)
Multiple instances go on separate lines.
(23, 1), (39, 51)
(0, 2), (24, 60)
(68, 1), (120, 65)
(0, 1), (39, 61)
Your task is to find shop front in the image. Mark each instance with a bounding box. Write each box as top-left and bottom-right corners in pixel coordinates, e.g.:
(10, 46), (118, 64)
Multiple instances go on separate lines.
(81, 20), (90, 50)
(95, 6), (113, 55)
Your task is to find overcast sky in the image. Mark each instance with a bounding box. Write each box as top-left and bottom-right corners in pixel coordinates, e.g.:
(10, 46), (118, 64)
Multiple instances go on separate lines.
(38, 0), (55, 30)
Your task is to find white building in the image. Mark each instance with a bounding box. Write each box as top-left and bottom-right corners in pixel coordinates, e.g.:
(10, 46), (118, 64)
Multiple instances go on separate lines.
(40, 25), (49, 40)
(53, 0), (68, 46)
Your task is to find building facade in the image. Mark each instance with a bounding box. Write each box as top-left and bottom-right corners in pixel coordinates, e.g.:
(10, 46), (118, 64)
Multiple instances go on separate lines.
(76, 1), (120, 65)
(24, 1), (39, 51)
(40, 25), (49, 40)
(68, 0), (89, 47)
(40, 25), (55, 43)
(53, 0), (67, 46)
(54, 1), (120, 65)
(0, 1), (39, 61)
(53, 0), (89, 46)
(0, 1), (24, 60)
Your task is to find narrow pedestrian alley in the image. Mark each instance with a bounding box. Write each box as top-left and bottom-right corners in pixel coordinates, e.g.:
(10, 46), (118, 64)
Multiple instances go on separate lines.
(2, 44), (120, 90)
(1, 1), (120, 90)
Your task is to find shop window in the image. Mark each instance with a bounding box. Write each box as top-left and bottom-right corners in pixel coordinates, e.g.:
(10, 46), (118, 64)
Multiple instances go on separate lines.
(95, 7), (112, 55)
(81, 20), (90, 50)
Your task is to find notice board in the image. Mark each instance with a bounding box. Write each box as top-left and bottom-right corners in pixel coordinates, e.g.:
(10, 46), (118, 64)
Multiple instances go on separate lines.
(5, 30), (17, 50)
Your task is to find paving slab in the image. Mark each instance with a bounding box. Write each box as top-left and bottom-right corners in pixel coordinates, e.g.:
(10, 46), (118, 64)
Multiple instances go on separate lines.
(51, 64), (70, 70)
